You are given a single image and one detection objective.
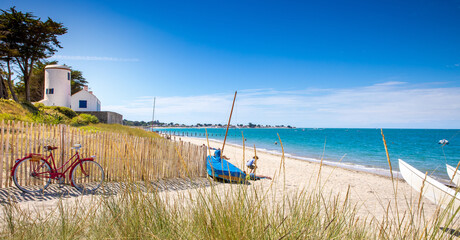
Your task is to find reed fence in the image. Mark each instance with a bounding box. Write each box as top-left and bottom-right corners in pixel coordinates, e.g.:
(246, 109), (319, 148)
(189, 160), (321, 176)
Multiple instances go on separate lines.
(0, 120), (207, 188)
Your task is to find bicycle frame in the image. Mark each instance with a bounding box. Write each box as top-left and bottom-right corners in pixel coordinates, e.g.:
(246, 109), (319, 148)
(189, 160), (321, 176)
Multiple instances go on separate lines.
(11, 149), (95, 186)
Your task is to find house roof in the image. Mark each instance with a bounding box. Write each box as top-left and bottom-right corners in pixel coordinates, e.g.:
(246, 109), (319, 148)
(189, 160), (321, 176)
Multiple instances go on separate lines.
(72, 89), (100, 102)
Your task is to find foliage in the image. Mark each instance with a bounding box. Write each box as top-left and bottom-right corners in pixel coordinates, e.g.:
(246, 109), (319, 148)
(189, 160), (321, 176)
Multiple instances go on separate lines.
(70, 114), (99, 126)
(0, 99), (29, 116)
(19, 100), (39, 114)
(0, 99), (70, 124)
(80, 123), (160, 138)
(15, 60), (56, 101)
(0, 7), (67, 101)
(70, 69), (88, 95)
(123, 119), (158, 126)
(15, 60), (89, 101)
(50, 106), (77, 119)
(0, 100), (161, 138)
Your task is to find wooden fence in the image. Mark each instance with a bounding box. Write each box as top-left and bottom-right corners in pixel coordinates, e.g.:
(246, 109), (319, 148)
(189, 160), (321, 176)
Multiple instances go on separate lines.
(0, 120), (207, 188)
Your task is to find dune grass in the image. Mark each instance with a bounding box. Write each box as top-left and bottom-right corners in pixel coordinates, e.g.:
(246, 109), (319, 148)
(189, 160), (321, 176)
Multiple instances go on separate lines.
(2, 173), (459, 239)
(0, 182), (372, 239)
(2, 157), (460, 240)
(79, 123), (160, 138)
(1, 130), (460, 239)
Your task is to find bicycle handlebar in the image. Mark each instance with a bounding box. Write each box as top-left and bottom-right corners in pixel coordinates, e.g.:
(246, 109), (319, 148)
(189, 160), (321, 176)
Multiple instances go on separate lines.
(43, 146), (58, 151)
(43, 144), (83, 152)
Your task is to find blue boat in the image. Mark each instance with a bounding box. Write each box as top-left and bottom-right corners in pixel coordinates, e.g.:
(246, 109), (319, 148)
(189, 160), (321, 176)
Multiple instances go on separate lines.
(207, 155), (246, 182)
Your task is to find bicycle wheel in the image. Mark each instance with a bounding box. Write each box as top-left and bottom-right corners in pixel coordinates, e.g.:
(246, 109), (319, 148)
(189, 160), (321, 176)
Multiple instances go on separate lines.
(13, 158), (52, 193)
(71, 160), (104, 192)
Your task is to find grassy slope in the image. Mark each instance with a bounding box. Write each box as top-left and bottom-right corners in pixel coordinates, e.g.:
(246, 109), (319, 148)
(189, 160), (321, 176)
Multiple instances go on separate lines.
(80, 124), (159, 138)
(0, 99), (33, 122)
(0, 99), (158, 138)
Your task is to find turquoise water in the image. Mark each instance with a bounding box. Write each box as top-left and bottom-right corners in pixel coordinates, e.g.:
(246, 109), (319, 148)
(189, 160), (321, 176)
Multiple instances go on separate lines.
(155, 128), (460, 180)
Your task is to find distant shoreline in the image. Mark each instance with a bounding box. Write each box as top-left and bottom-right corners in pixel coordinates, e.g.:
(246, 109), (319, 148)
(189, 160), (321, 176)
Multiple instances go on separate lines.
(150, 126), (295, 129)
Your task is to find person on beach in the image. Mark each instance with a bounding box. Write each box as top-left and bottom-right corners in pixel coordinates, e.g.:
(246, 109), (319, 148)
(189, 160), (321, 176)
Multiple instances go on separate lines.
(209, 147), (229, 160)
(246, 156), (258, 173)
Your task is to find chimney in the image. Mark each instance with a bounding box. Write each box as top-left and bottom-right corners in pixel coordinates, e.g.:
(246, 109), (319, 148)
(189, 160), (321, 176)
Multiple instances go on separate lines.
(83, 85), (88, 91)
(89, 91), (93, 94)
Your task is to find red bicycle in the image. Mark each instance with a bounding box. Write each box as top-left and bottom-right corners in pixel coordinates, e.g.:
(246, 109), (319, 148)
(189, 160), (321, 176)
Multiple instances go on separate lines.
(11, 144), (104, 193)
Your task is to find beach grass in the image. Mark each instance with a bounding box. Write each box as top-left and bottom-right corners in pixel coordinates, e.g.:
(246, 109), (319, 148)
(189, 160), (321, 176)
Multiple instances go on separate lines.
(78, 123), (160, 138)
(1, 131), (460, 239)
(1, 166), (460, 239)
(0, 181), (373, 239)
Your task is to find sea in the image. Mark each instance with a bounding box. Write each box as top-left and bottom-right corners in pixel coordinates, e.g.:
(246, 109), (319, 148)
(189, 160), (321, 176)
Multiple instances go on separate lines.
(154, 128), (460, 181)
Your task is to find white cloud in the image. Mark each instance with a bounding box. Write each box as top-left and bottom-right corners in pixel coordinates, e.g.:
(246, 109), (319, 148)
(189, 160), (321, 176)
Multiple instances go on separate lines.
(51, 55), (139, 62)
(105, 82), (460, 128)
(374, 81), (407, 86)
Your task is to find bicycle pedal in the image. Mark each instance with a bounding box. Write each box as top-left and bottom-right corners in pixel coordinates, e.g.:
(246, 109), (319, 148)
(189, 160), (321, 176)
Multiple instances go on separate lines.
(58, 177), (65, 185)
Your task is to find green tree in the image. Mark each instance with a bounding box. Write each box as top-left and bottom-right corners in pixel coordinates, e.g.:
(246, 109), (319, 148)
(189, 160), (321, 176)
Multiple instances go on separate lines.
(70, 68), (87, 95)
(0, 7), (67, 102)
(15, 60), (88, 101)
(0, 19), (19, 101)
(21, 60), (58, 101)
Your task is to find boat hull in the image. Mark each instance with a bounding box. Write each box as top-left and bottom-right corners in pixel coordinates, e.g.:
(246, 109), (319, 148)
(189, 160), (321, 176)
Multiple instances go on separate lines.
(399, 159), (460, 210)
(207, 156), (246, 183)
(446, 164), (460, 187)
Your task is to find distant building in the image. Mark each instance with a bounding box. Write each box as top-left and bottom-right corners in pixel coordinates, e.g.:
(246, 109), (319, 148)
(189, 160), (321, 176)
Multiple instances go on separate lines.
(39, 65), (72, 108)
(71, 85), (101, 112)
(38, 64), (123, 124)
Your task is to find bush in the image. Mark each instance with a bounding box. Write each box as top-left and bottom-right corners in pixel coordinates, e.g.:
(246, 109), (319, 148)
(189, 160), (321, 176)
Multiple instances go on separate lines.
(20, 101), (40, 114)
(29, 112), (64, 124)
(52, 106), (77, 119)
(34, 102), (45, 109)
(70, 114), (99, 126)
(33, 104), (77, 119)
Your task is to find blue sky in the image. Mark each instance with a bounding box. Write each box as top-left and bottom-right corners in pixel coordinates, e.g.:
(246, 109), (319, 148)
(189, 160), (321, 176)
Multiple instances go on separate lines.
(2, 0), (460, 128)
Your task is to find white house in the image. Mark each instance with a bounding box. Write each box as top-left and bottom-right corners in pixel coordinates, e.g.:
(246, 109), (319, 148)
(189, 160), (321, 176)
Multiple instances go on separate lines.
(71, 85), (101, 112)
(39, 65), (72, 108)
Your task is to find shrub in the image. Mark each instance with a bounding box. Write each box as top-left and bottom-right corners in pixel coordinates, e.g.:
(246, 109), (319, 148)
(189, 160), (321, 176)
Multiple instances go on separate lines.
(20, 101), (40, 114)
(0, 113), (16, 121)
(33, 103), (77, 119)
(70, 114), (99, 126)
(52, 106), (77, 119)
(33, 102), (45, 109)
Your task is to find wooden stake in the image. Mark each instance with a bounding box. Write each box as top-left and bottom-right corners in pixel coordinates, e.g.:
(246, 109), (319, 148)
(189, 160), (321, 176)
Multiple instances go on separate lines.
(221, 91), (237, 155)
(253, 144), (258, 174)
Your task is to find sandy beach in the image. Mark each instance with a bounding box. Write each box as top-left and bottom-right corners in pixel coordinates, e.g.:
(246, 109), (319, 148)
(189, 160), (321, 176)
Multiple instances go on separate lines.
(178, 136), (440, 221)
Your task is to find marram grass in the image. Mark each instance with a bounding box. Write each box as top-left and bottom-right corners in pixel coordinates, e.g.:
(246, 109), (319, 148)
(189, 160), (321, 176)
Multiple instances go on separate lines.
(2, 172), (460, 239)
(2, 130), (460, 239)
(0, 181), (374, 240)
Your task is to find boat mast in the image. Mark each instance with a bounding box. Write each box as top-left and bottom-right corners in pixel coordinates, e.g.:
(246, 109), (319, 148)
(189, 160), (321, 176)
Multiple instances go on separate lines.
(151, 97), (156, 129)
(222, 91), (237, 155)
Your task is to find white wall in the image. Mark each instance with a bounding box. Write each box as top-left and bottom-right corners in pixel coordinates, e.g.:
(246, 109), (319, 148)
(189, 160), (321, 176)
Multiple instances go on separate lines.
(71, 90), (101, 112)
(40, 65), (71, 108)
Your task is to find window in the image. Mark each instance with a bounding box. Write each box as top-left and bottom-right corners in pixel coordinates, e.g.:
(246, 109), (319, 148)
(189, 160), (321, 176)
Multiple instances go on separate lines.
(68, 72), (71, 80)
(79, 100), (87, 108)
(46, 88), (54, 94)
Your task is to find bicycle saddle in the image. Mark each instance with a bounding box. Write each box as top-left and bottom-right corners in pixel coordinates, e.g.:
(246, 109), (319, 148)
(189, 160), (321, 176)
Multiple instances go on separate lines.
(44, 146), (58, 151)
(72, 144), (82, 150)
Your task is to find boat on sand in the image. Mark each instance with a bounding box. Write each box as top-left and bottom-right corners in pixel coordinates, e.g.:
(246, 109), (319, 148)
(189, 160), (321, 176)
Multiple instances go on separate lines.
(446, 164), (460, 187)
(207, 155), (246, 182)
(206, 91), (246, 183)
(399, 159), (460, 210)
